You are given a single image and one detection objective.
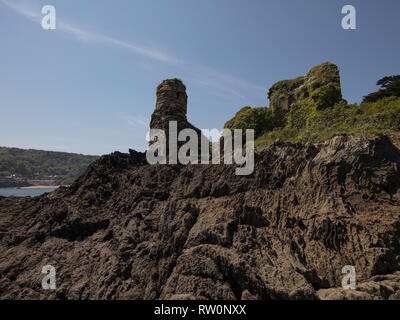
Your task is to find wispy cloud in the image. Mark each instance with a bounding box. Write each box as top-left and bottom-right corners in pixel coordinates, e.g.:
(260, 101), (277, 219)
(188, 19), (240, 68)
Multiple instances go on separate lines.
(1, 0), (38, 20)
(58, 21), (183, 65)
(1, 0), (265, 100)
(126, 115), (148, 127)
(1, 0), (180, 64)
(117, 112), (149, 127)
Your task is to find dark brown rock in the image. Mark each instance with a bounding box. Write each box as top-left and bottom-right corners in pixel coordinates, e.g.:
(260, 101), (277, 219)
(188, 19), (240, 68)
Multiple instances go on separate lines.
(149, 79), (206, 159)
(0, 134), (399, 300)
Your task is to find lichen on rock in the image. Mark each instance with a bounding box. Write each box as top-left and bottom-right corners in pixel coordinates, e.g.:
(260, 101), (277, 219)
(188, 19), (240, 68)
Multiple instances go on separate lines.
(268, 62), (342, 125)
(225, 62), (344, 138)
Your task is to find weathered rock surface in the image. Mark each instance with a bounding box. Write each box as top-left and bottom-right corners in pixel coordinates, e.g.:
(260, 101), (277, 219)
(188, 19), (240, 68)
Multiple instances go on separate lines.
(149, 78), (206, 157)
(150, 79), (193, 134)
(0, 134), (399, 300)
(223, 62), (343, 136)
(268, 62), (342, 125)
(317, 271), (400, 300)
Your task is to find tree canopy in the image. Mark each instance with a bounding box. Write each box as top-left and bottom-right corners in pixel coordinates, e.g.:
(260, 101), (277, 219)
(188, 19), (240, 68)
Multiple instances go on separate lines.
(363, 75), (400, 103)
(0, 147), (99, 186)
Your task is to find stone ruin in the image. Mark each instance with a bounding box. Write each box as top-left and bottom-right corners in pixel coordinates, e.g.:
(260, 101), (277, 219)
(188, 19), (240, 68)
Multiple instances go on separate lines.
(149, 78), (206, 158)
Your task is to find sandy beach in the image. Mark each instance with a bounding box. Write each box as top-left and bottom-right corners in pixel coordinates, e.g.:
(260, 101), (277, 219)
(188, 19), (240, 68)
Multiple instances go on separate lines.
(21, 185), (60, 189)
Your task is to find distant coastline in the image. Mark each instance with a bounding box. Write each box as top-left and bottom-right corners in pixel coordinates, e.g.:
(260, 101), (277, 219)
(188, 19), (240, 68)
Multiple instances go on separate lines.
(20, 185), (60, 189)
(0, 185), (61, 190)
(0, 146), (99, 188)
(0, 186), (59, 197)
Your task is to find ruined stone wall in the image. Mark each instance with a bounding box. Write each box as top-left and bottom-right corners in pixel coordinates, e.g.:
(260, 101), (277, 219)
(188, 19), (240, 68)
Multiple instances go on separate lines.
(150, 78), (189, 132)
(268, 62), (342, 125)
(149, 78), (207, 159)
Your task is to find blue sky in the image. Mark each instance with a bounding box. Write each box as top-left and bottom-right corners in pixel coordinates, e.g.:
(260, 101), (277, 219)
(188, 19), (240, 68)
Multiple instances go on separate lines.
(1, 0), (399, 155)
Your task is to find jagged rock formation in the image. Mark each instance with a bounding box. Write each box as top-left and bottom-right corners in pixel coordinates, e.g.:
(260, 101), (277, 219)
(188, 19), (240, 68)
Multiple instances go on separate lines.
(150, 78), (191, 133)
(268, 62), (342, 125)
(0, 133), (399, 300)
(149, 79), (205, 157)
(223, 62), (343, 137)
(317, 271), (400, 300)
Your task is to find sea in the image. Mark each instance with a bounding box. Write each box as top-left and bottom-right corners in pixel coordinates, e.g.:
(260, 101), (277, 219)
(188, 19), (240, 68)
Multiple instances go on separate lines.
(0, 188), (56, 197)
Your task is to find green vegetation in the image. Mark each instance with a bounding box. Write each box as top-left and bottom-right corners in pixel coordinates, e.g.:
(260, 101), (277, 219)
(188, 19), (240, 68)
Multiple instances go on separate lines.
(157, 78), (186, 91)
(363, 75), (400, 103)
(255, 96), (400, 145)
(310, 84), (342, 110)
(0, 147), (99, 187)
(267, 62), (342, 126)
(225, 66), (400, 147)
(306, 62), (341, 86)
(224, 106), (275, 139)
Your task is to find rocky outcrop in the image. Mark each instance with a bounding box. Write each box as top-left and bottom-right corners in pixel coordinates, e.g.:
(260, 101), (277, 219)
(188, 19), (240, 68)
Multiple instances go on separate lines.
(149, 79), (205, 157)
(0, 134), (399, 300)
(268, 62), (342, 125)
(223, 62), (343, 136)
(150, 79), (190, 133)
(0, 77), (399, 300)
(317, 271), (400, 300)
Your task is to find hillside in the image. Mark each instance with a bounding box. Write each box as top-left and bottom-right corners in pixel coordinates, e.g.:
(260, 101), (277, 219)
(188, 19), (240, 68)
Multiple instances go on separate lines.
(0, 147), (99, 187)
(224, 62), (400, 146)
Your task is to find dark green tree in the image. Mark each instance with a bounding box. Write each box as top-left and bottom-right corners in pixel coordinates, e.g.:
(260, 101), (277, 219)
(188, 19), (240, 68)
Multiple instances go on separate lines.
(363, 75), (400, 103)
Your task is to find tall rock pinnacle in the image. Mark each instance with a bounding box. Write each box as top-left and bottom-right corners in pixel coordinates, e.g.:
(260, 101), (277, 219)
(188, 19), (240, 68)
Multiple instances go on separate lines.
(150, 78), (190, 132)
(149, 78), (206, 156)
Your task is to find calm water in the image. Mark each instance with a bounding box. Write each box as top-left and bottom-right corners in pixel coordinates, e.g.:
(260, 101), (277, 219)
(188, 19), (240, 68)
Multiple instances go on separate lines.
(0, 188), (56, 197)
